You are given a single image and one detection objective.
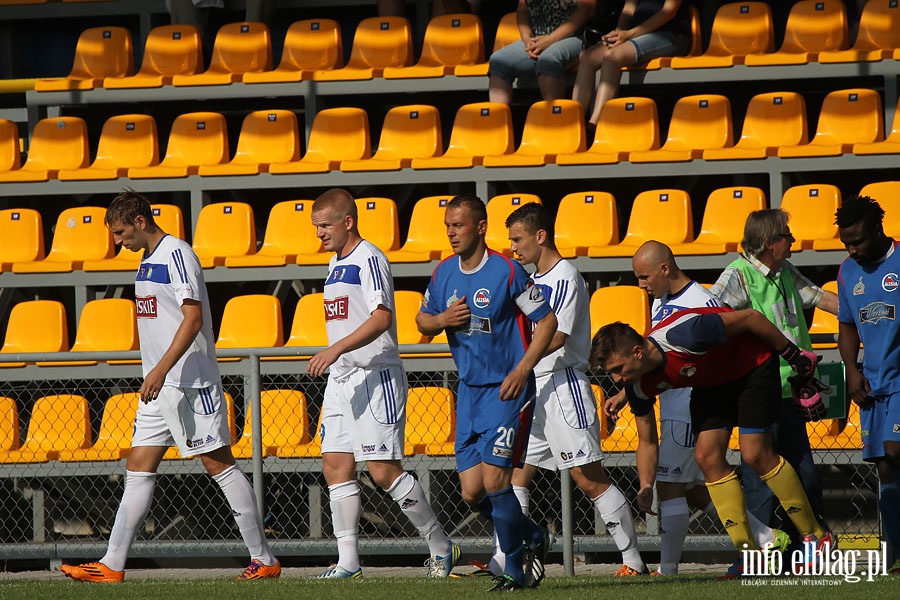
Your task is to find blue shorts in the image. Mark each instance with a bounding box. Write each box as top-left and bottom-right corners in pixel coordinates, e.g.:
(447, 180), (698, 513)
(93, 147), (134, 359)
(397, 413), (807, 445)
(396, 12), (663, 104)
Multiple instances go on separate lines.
(455, 376), (536, 472)
(629, 30), (691, 64)
(488, 37), (583, 82)
(861, 391), (900, 462)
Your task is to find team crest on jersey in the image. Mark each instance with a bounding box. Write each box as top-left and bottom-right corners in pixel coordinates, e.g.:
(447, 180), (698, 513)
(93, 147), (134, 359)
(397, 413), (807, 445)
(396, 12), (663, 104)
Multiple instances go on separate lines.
(859, 301), (895, 324)
(324, 296), (349, 321)
(882, 273), (899, 292)
(679, 365), (697, 378)
(853, 277), (865, 296)
(473, 288), (491, 308)
(135, 295), (157, 318)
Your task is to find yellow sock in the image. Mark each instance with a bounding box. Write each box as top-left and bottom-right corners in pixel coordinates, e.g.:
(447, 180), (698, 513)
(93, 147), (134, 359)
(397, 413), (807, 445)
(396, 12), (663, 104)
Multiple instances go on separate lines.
(760, 456), (824, 539)
(706, 470), (755, 551)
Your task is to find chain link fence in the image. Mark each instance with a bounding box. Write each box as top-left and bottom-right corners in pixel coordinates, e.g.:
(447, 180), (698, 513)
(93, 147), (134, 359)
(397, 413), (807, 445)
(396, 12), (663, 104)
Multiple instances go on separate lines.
(0, 351), (880, 564)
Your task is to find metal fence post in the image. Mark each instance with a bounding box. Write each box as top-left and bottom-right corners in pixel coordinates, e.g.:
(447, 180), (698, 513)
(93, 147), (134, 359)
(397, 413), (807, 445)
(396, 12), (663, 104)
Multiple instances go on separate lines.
(560, 468), (574, 577)
(248, 353), (264, 517)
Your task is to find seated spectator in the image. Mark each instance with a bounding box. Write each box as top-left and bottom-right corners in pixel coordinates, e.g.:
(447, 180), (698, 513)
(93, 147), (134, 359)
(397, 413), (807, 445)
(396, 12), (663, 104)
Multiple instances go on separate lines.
(572, 0), (691, 138)
(488, 0), (595, 104)
(377, 0), (482, 16)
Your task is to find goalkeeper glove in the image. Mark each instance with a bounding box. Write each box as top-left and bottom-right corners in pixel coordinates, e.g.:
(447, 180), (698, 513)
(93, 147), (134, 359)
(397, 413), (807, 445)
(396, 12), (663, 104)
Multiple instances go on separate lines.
(787, 374), (830, 422)
(779, 341), (819, 377)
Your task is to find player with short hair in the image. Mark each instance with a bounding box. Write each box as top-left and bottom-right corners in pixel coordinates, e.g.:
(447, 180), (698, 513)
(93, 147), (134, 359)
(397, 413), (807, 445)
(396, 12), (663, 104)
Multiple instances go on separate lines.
(61, 189), (280, 583)
(590, 307), (832, 568)
(496, 202), (647, 577)
(309, 188), (459, 580)
(416, 194), (558, 591)
(835, 195), (900, 574)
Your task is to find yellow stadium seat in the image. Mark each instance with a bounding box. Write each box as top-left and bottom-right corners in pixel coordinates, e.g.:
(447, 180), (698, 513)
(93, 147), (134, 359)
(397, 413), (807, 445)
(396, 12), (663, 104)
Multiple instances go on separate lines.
(130, 112), (229, 178)
(556, 97), (659, 165)
(704, 91), (808, 160)
(0, 395), (91, 463)
(0, 397), (19, 452)
(275, 409), (322, 458)
(0, 116), (89, 182)
(83, 204), (185, 272)
(554, 191), (618, 258)
(225, 199), (319, 267)
(384, 13), (484, 78)
(406, 386), (455, 456)
(58, 114), (159, 180)
(484, 100), (586, 167)
(355, 197), (400, 252)
(312, 16), (413, 81)
(671, 2), (774, 68)
(411, 102), (513, 169)
(198, 110), (299, 176)
(269, 107), (370, 174)
(629, 95), (733, 162)
(588, 189), (692, 257)
(172, 21), (272, 86)
(589, 286), (651, 337)
(232, 389), (312, 458)
(395, 290), (429, 345)
(104, 24), (203, 89)
(859, 181), (900, 237)
(744, 0), (848, 65)
(809, 281), (838, 349)
(0, 208), (43, 272)
(385, 195), (455, 263)
(593, 385), (640, 453)
(486, 193), (542, 255)
(12, 206), (113, 273)
(192, 202), (256, 268)
(0, 118), (20, 174)
(455, 11), (519, 76)
(58, 393), (138, 461)
(243, 19), (342, 83)
(34, 26), (133, 91)
(819, 0), (900, 63)
(778, 89), (883, 158)
(670, 187), (767, 255)
(216, 295), (284, 355)
(854, 97), (900, 155)
(38, 298), (138, 367)
(0, 300), (68, 367)
(283, 293), (327, 353)
(341, 104), (441, 171)
(780, 184), (842, 251)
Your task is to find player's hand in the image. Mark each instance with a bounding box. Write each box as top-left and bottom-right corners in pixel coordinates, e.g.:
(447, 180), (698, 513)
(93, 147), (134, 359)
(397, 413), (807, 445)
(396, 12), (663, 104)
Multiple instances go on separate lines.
(499, 366), (529, 401)
(308, 347), (340, 378)
(140, 368), (165, 404)
(788, 374), (830, 421)
(779, 341), (819, 378)
(846, 367), (874, 408)
(442, 296), (470, 330)
(637, 485), (656, 515)
(603, 389), (627, 420)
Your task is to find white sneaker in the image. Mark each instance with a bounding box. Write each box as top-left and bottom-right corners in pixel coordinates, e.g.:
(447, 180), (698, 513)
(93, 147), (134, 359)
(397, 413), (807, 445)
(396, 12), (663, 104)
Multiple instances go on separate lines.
(314, 565), (362, 579)
(425, 542), (461, 578)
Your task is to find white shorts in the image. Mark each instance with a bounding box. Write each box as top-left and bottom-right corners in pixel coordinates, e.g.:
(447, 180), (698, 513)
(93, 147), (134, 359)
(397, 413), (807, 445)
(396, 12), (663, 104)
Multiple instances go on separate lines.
(656, 419), (703, 483)
(131, 384), (231, 458)
(524, 368), (604, 470)
(320, 365), (407, 462)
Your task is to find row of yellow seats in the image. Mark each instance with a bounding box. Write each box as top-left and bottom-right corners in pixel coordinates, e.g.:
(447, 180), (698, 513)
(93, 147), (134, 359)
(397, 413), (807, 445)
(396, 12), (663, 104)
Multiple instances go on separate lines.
(0, 386), (458, 463)
(32, 1), (900, 93)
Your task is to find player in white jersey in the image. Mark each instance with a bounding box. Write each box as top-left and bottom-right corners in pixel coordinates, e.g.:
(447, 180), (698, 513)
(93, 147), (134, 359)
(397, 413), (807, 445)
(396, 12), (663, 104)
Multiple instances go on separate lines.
(308, 188), (459, 580)
(61, 190), (280, 583)
(498, 203), (647, 577)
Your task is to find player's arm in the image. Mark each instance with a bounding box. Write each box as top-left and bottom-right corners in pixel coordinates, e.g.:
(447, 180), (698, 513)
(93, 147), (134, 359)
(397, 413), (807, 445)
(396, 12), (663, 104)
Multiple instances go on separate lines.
(499, 310), (558, 400)
(544, 330), (567, 356)
(838, 320), (872, 407)
(634, 407), (659, 515)
(416, 296), (470, 337)
(140, 299), (203, 403)
(308, 306), (393, 377)
(815, 289), (839, 315)
(718, 309), (817, 375)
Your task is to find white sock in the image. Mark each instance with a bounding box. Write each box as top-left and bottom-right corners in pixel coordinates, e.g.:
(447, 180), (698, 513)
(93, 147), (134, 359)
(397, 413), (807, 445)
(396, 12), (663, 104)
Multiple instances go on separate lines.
(593, 485), (644, 570)
(329, 480), (361, 572)
(658, 497), (690, 575)
(488, 529), (506, 575)
(212, 464), (277, 566)
(512, 485), (530, 517)
(747, 510), (774, 548)
(386, 472), (450, 557)
(100, 470), (156, 572)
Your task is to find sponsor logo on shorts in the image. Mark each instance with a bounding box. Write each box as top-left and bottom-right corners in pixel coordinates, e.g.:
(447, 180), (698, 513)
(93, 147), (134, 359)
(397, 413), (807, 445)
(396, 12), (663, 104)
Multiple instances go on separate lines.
(883, 273), (899, 292)
(362, 444), (376, 454)
(575, 449), (585, 459)
(492, 447), (512, 458)
(324, 296), (349, 321)
(672, 466), (682, 474)
(379, 444), (389, 453)
(186, 437), (205, 448)
(657, 466), (669, 475)
(473, 288), (491, 309)
(560, 451), (573, 462)
(135, 295), (157, 318)
(860, 302), (895, 324)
